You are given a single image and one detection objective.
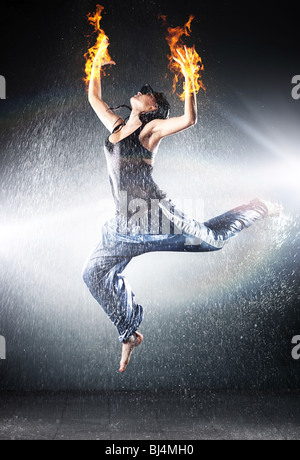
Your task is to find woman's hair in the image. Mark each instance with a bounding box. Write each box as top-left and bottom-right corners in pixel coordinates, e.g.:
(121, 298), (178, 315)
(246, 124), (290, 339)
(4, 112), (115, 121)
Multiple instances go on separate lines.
(110, 84), (170, 133)
(139, 84), (170, 123)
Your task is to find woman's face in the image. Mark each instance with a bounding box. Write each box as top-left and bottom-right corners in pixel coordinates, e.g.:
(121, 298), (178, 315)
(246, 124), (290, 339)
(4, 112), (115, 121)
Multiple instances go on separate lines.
(130, 92), (158, 114)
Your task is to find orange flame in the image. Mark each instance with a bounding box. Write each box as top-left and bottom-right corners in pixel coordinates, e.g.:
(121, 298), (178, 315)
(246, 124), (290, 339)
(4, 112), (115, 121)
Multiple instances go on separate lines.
(160, 15), (205, 101)
(83, 4), (112, 90)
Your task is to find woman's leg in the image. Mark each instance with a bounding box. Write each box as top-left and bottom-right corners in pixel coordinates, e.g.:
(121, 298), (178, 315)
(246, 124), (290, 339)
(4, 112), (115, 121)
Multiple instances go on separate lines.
(82, 248), (144, 344)
(82, 246), (145, 373)
(83, 199), (271, 341)
(82, 199), (276, 371)
(159, 197), (271, 251)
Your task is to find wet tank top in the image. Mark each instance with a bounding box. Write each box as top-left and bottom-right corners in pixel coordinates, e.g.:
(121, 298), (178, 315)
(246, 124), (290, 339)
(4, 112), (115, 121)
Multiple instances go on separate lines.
(104, 125), (167, 221)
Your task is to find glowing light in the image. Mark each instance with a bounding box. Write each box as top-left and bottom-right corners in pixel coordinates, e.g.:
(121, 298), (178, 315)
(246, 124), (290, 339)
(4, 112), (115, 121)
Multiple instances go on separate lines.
(83, 4), (112, 90)
(277, 157), (300, 189)
(0, 225), (11, 247)
(160, 15), (205, 101)
(261, 156), (300, 206)
(0, 200), (113, 259)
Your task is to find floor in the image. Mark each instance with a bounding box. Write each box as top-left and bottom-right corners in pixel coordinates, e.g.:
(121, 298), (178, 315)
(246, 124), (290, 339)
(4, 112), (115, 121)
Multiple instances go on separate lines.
(0, 390), (299, 440)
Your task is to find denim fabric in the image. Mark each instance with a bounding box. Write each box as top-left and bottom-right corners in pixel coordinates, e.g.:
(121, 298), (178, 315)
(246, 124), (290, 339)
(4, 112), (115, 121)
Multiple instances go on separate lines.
(82, 198), (268, 342)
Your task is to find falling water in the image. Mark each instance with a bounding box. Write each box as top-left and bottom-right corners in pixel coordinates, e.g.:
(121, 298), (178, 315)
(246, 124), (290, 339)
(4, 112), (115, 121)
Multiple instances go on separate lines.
(0, 0), (299, 393)
(0, 81), (299, 392)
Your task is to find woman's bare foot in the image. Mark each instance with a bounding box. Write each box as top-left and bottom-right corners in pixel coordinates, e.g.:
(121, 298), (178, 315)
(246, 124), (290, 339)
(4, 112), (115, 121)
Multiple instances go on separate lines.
(261, 199), (283, 217)
(251, 198), (283, 217)
(119, 332), (143, 373)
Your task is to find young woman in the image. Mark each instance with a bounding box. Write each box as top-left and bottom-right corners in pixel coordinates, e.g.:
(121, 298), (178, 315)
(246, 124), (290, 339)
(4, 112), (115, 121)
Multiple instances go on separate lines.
(82, 44), (281, 373)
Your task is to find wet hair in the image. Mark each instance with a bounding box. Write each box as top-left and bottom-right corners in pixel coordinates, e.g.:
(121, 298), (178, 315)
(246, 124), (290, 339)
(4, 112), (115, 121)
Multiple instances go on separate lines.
(139, 84), (170, 124)
(109, 84), (170, 133)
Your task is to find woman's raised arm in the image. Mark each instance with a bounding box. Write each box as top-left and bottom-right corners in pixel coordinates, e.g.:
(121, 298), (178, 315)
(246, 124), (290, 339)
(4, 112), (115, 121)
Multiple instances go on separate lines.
(153, 46), (198, 139)
(88, 42), (123, 133)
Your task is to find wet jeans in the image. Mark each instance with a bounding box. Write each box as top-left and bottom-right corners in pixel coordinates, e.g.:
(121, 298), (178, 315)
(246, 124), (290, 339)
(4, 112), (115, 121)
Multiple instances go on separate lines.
(82, 198), (268, 342)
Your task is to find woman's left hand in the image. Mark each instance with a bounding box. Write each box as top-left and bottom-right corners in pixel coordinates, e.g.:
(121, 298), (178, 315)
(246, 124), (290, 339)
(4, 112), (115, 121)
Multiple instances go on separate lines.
(173, 46), (198, 78)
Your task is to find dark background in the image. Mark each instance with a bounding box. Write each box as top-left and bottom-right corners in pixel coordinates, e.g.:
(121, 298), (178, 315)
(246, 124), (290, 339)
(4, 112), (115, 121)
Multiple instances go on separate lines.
(1, 0), (299, 106)
(0, 0), (299, 391)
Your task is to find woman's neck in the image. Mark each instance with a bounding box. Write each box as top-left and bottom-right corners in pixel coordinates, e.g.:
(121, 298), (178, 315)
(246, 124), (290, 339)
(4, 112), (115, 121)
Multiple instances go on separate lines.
(127, 110), (143, 128)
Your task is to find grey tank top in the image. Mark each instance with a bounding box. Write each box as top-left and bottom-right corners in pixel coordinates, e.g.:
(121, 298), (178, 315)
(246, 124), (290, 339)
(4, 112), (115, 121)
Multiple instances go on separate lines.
(104, 125), (167, 220)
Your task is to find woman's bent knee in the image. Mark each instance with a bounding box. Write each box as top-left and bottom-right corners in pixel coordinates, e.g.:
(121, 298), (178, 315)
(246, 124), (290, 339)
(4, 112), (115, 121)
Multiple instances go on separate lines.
(82, 264), (91, 287)
(81, 257), (100, 289)
(81, 255), (111, 292)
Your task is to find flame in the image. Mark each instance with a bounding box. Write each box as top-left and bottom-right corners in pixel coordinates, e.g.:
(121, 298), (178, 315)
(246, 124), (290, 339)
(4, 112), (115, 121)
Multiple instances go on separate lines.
(160, 15), (205, 101)
(83, 4), (112, 90)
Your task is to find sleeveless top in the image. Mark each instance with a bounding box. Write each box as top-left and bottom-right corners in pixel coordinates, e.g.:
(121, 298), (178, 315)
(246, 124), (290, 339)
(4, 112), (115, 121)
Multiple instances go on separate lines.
(104, 125), (167, 224)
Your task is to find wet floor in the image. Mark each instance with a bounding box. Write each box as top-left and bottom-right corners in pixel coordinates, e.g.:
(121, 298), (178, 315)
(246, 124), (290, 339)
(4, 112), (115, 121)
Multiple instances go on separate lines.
(0, 390), (299, 440)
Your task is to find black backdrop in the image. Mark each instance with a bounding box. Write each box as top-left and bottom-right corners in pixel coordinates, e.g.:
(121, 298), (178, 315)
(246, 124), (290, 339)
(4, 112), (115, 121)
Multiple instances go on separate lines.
(0, 0), (299, 391)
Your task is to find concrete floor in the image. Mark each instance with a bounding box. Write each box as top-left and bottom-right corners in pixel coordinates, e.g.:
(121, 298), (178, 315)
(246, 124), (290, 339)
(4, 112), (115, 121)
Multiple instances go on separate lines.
(0, 391), (299, 440)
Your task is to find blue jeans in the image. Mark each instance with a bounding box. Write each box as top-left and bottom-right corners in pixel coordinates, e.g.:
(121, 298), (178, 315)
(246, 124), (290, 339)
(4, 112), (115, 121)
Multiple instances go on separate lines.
(82, 198), (268, 342)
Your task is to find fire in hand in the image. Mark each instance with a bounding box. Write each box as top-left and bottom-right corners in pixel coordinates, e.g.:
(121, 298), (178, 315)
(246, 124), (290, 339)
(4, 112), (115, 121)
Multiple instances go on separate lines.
(83, 4), (112, 89)
(160, 15), (205, 100)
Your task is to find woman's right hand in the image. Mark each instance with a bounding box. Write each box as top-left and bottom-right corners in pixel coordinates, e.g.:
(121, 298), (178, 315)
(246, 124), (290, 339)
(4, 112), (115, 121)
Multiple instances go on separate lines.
(100, 60), (116, 67)
(95, 37), (116, 67)
(89, 37), (122, 133)
(173, 45), (199, 79)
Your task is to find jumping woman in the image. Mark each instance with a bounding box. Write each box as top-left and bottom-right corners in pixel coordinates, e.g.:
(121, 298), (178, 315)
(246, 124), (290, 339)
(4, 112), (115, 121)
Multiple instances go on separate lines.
(82, 43), (281, 373)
